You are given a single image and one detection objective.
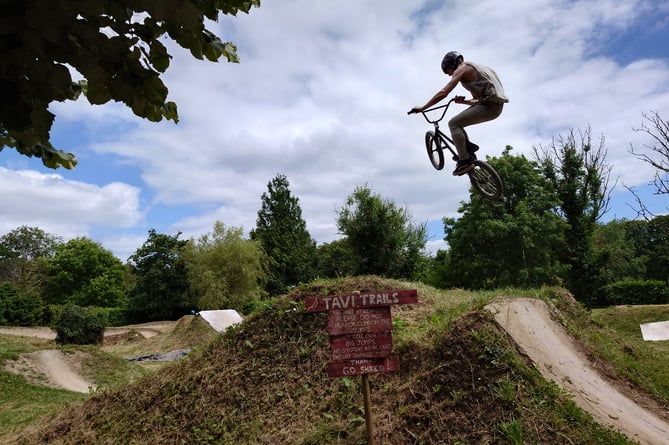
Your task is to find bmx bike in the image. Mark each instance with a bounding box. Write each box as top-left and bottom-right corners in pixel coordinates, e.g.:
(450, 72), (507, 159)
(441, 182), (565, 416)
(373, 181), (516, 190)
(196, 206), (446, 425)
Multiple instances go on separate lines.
(409, 99), (503, 201)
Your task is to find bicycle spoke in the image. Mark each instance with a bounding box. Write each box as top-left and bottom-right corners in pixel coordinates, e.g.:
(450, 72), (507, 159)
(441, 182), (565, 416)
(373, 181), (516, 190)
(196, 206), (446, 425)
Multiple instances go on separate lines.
(469, 161), (503, 200)
(425, 131), (445, 170)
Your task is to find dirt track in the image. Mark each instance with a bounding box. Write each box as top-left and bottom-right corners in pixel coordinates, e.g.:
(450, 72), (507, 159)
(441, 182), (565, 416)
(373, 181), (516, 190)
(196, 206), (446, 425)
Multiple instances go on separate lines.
(0, 323), (170, 340)
(487, 298), (669, 445)
(4, 349), (95, 394)
(0, 326), (57, 339)
(1, 322), (176, 393)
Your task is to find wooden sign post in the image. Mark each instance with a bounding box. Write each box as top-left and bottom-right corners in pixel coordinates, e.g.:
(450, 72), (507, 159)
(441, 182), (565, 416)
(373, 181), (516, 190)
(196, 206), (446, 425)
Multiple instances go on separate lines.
(305, 289), (418, 444)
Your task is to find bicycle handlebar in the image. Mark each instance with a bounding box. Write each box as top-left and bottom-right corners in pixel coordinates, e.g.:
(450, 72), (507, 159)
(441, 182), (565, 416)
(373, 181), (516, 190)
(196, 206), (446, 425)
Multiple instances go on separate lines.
(407, 98), (455, 124)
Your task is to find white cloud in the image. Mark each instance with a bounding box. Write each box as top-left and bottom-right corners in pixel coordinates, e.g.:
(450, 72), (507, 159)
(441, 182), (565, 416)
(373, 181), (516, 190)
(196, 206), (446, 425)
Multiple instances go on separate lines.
(100, 233), (149, 263)
(0, 168), (142, 239)
(3, 0), (669, 259)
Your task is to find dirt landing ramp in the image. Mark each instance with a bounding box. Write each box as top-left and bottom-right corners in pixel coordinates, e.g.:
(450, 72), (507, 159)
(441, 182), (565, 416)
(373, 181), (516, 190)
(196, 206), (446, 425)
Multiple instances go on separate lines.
(4, 350), (95, 394)
(487, 298), (669, 445)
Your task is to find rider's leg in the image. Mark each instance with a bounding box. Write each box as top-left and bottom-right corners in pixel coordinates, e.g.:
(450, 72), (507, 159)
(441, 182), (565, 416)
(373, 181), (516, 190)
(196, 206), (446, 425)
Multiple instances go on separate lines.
(448, 103), (503, 160)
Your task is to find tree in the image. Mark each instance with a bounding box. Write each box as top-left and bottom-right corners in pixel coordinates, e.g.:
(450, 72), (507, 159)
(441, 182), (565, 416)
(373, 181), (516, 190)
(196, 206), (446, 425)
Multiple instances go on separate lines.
(534, 129), (612, 305)
(42, 237), (127, 308)
(439, 148), (567, 289)
(337, 185), (428, 279)
(628, 111), (669, 216)
(0, 226), (60, 295)
(0, 281), (43, 326)
(622, 215), (669, 282)
(0, 0), (260, 169)
(250, 174), (317, 296)
(0, 284), (4, 324)
(591, 220), (646, 285)
(185, 222), (264, 313)
(316, 239), (357, 278)
(128, 229), (190, 321)
(642, 215), (669, 282)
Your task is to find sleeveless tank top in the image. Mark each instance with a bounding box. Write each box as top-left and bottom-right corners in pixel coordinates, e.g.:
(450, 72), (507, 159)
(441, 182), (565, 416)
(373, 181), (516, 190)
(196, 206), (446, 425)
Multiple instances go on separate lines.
(461, 62), (509, 104)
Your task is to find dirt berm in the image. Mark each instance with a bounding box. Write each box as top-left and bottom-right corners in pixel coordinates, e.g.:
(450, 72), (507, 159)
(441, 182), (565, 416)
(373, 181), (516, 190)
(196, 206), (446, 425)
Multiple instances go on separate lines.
(488, 298), (669, 445)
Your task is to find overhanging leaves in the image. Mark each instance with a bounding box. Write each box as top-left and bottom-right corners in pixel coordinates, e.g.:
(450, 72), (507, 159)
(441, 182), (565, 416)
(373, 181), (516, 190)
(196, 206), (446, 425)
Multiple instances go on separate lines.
(0, 0), (261, 169)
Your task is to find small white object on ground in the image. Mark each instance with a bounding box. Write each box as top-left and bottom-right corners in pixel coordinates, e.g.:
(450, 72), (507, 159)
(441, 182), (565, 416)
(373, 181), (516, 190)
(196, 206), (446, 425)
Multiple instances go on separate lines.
(639, 321), (669, 341)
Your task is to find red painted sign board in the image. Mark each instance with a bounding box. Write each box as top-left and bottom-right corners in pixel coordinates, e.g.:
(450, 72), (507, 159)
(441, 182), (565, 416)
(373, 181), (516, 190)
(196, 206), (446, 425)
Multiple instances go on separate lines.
(330, 330), (393, 361)
(328, 307), (392, 336)
(305, 289), (418, 313)
(327, 356), (400, 377)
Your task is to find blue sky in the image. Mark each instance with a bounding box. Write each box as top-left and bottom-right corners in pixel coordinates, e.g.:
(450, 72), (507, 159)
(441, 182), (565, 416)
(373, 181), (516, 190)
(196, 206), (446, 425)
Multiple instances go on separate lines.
(2, 0), (668, 260)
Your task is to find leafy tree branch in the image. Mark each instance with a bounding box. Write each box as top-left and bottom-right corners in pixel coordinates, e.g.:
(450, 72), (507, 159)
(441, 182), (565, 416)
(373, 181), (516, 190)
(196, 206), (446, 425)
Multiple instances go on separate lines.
(0, 0), (260, 168)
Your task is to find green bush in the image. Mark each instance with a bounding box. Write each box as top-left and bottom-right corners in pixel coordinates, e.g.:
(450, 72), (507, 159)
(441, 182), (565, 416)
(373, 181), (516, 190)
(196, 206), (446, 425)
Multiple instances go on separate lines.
(52, 304), (105, 345)
(42, 304), (63, 326)
(601, 280), (669, 306)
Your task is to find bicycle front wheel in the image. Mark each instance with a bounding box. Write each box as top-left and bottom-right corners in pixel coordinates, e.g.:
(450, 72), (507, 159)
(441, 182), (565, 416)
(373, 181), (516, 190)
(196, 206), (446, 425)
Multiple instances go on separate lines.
(469, 160), (503, 200)
(425, 131), (445, 170)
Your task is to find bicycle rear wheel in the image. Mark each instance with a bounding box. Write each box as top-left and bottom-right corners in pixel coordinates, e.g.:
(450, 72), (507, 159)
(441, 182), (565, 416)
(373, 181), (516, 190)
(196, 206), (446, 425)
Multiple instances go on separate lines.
(468, 160), (503, 200)
(425, 131), (445, 170)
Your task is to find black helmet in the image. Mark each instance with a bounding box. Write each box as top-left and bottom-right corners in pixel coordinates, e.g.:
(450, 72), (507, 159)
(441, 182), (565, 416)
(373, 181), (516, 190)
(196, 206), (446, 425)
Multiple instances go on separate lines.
(441, 51), (463, 73)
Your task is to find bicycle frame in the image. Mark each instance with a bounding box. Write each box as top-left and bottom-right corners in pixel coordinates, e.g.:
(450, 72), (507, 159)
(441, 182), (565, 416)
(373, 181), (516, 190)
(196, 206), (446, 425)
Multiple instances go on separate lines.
(419, 99), (460, 160)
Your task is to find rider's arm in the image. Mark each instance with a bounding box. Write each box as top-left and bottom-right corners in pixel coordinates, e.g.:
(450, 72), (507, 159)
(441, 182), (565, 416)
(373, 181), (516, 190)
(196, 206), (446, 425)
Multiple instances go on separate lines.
(418, 76), (459, 110)
(411, 65), (468, 112)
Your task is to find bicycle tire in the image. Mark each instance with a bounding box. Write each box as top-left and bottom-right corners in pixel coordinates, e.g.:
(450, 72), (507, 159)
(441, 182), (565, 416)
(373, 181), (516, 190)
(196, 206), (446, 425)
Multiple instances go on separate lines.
(468, 160), (503, 200)
(425, 131), (445, 170)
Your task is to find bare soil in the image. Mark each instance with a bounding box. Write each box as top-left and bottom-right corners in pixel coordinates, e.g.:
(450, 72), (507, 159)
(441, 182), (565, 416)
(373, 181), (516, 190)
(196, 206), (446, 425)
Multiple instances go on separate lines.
(487, 298), (669, 445)
(0, 321), (174, 341)
(0, 326), (57, 340)
(4, 350), (95, 394)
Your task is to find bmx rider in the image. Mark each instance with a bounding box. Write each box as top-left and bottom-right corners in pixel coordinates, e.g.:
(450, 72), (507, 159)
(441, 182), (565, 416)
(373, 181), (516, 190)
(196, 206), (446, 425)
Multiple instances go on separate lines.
(409, 51), (509, 176)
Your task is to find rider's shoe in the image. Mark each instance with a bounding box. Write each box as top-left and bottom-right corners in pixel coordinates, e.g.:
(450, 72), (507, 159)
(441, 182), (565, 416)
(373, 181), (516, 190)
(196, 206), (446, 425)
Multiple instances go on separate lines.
(453, 160), (474, 176)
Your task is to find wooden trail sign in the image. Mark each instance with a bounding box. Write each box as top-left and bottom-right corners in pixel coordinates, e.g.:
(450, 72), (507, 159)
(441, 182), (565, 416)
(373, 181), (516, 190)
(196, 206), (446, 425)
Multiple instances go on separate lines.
(305, 289), (417, 313)
(305, 288), (418, 445)
(330, 331), (393, 361)
(328, 307), (392, 335)
(327, 356), (400, 378)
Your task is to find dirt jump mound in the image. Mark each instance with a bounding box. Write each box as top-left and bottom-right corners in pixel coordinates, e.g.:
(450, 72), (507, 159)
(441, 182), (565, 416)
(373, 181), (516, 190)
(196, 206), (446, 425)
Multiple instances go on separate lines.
(487, 298), (669, 445)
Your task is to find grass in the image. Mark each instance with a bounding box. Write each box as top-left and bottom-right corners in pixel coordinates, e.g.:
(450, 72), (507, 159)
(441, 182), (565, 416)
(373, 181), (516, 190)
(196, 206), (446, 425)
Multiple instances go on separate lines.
(1, 278), (667, 444)
(590, 305), (669, 405)
(67, 345), (149, 389)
